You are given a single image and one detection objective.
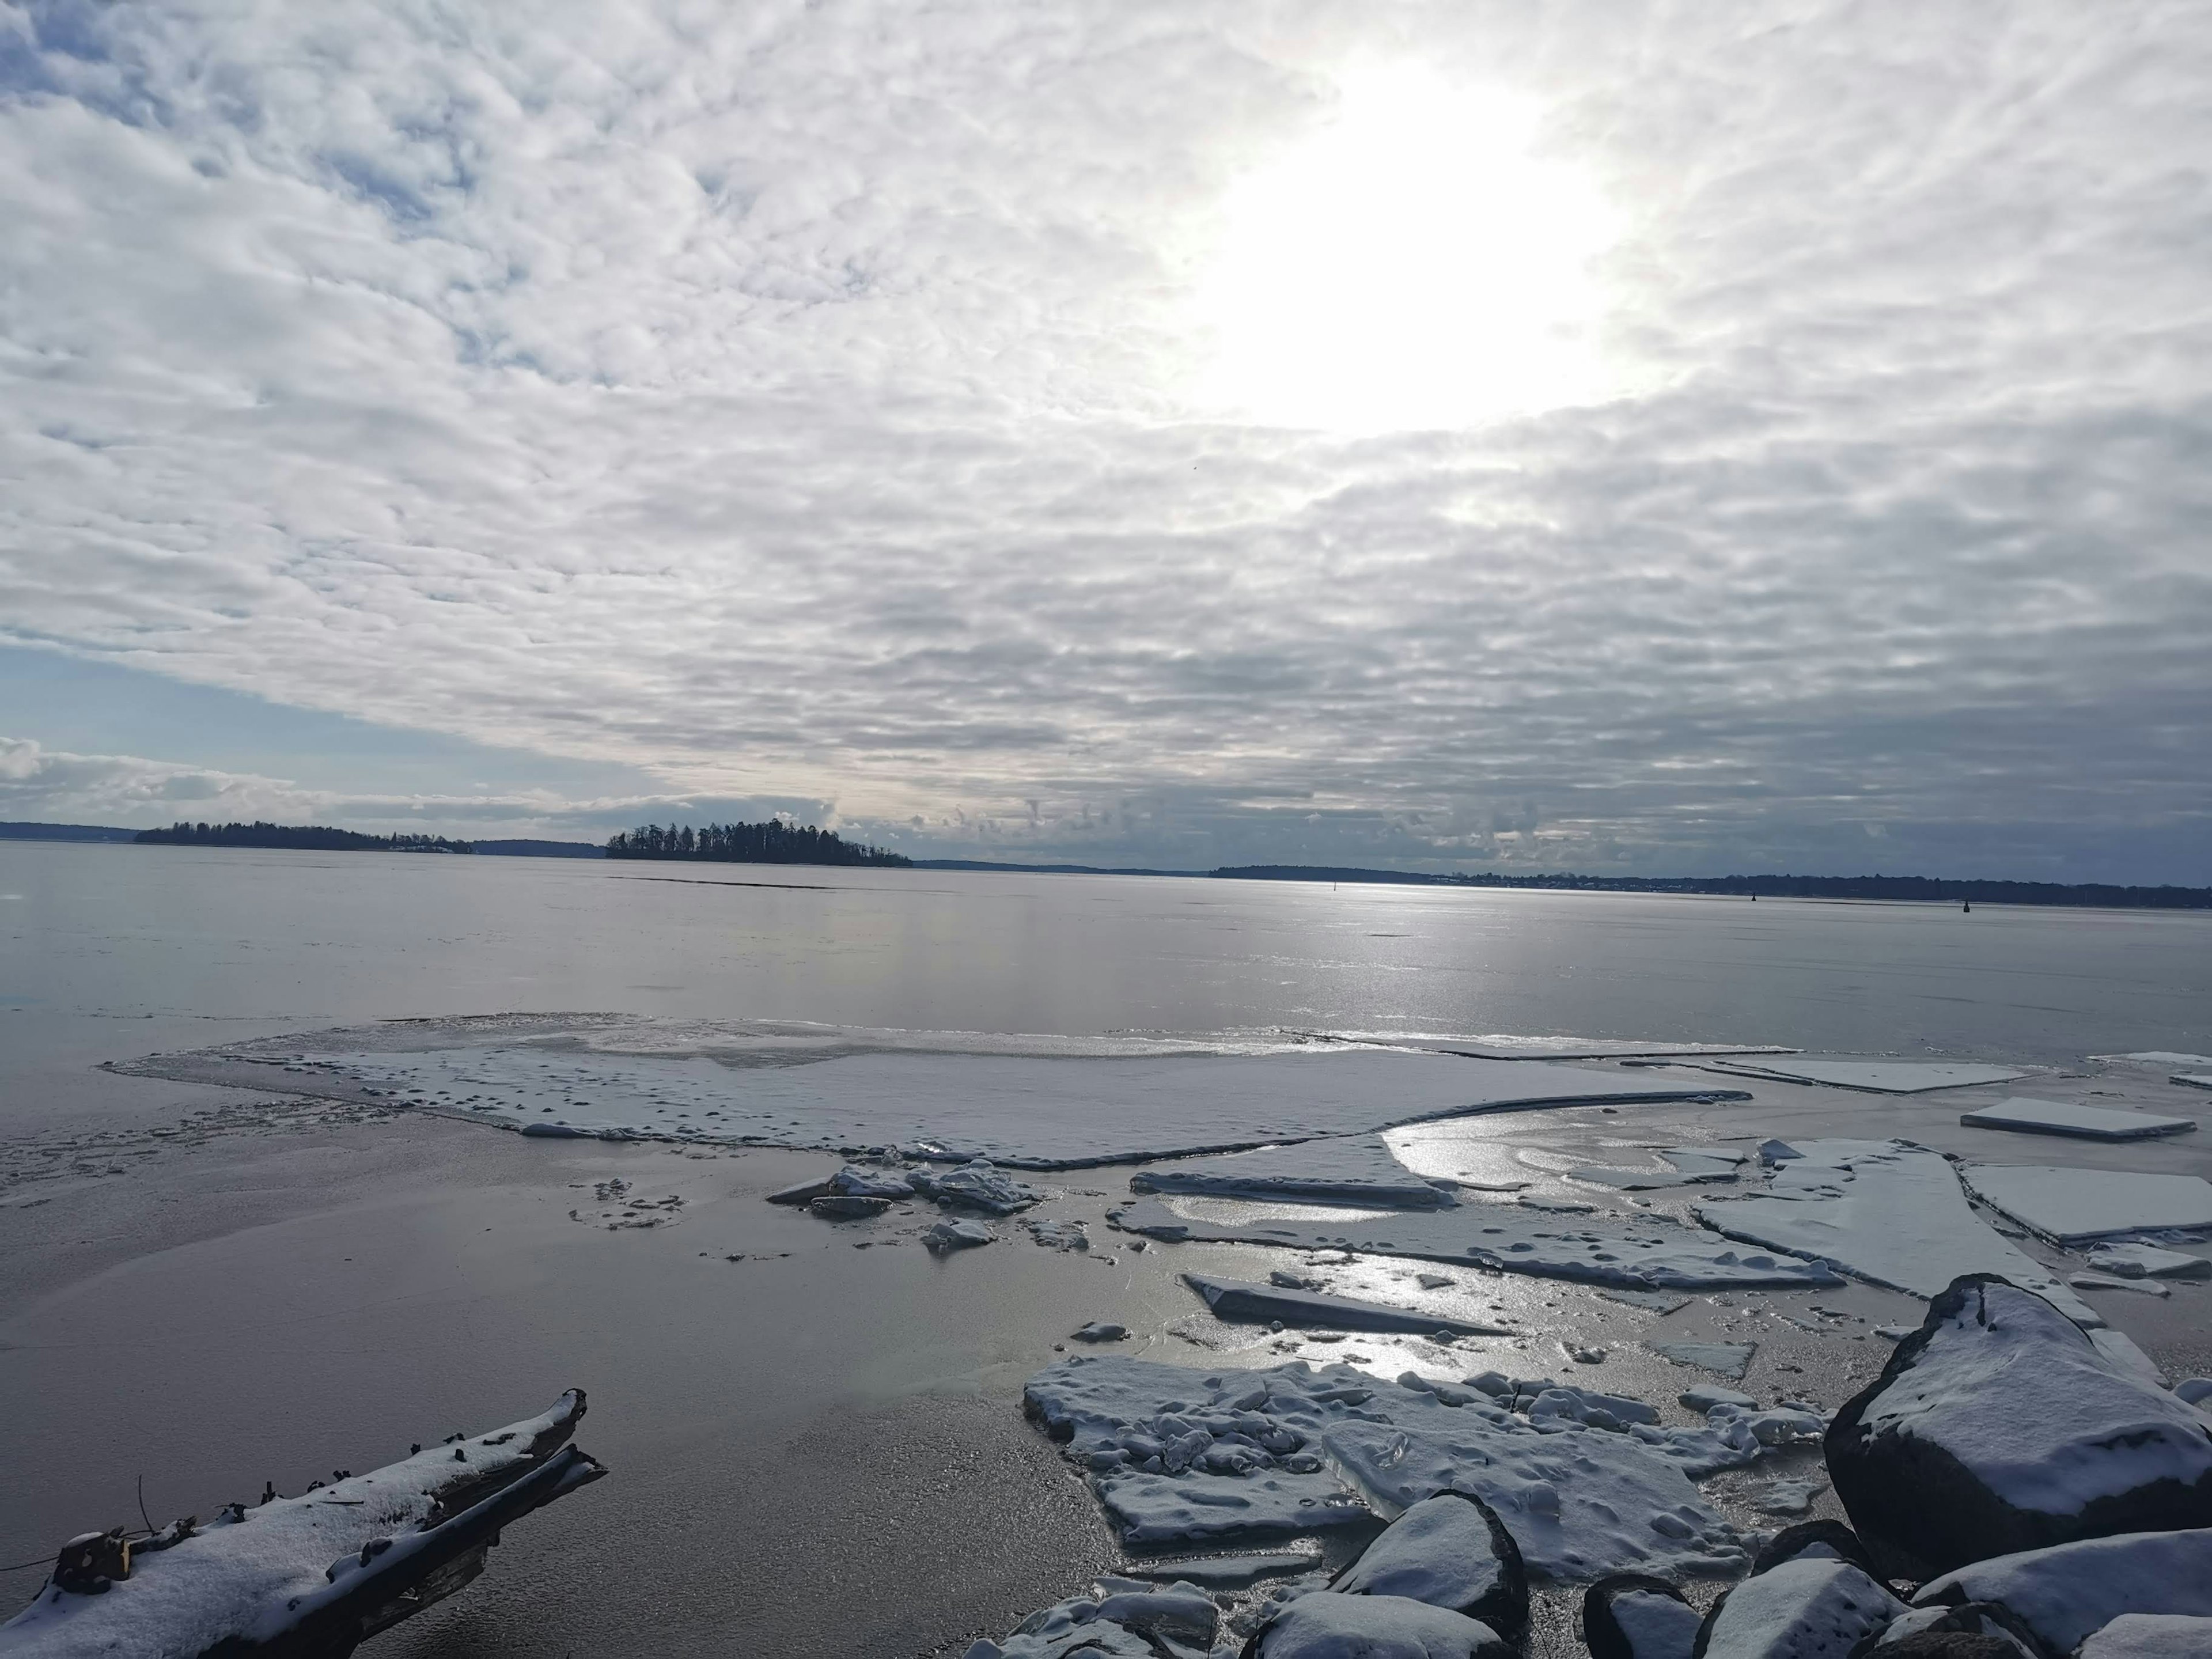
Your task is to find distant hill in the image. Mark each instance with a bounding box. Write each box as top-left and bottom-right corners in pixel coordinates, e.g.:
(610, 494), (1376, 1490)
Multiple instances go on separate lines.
(472, 839), (606, 858)
(137, 821), (474, 853)
(0, 821), (139, 843)
(604, 820), (909, 868)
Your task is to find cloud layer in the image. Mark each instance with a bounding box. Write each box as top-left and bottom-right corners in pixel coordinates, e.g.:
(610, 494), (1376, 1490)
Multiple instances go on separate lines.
(2, 2), (2207, 878)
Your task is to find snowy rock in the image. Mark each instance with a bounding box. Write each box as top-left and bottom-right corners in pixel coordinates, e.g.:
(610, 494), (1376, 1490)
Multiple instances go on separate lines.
(1957, 1097), (2196, 1142)
(1689, 1556), (1904, 1659)
(2086, 1243), (2210, 1280)
(1131, 1134), (1458, 1208)
(1959, 1165), (2212, 1245)
(1073, 1321), (1128, 1343)
(1694, 1139), (2100, 1325)
(1115, 1198), (1843, 1291)
(924, 1218), (996, 1251)
(2076, 1615), (2212, 1658)
(808, 1194), (892, 1219)
(1181, 1273), (1508, 1337)
(1329, 1491), (1528, 1639)
(1243, 1591), (1511, 1659)
(1826, 1275), (2212, 1579)
(1911, 1529), (2212, 1655)
(912, 1158), (1040, 1214)
(965, 1578), (1221, 1659)
(1646, 1342), (1756, 1381)
(1858, 1603), (2038, 1657)
(831, 1163), (915, 1198)
(1582, 1574), (1702, 1659)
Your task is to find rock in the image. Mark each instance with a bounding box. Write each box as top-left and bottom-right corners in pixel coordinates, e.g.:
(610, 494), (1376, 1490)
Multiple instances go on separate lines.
(1826, 1274), (2212, 1578)
(2077, 1615), (2212, 1657)
(1748, 1521), (1880, 1579)
(518, 1121), (593, 1138)
(1690, 1556), (1905, 1658)
(925, 1218), (995, 1251)
(1241, 1590), (1512, 1659)
(1328, 1491), (1528, 1640)
(1911, 1528), (2212, 1656)
(912, 1158), (1039, 1214)
(808, 1194), (892, 1219)
(1582, 1574), (1702, 1659)
(1073, 1321), (1128, 1343)
(1859, 1603), (2039, 1658)
(766, 1174), (838, 1205)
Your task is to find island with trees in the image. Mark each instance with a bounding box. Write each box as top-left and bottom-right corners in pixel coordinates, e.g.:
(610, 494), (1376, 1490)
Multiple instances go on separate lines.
(603, 820), (910, 867)
(137, 821), (474, 853)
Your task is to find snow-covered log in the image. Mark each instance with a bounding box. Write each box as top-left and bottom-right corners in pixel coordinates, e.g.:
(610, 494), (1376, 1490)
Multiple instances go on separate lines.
(1, 1391), (605, 1658)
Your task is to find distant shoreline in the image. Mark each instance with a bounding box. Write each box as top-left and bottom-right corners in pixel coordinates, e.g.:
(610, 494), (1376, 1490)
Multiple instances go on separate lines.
(4, 821), (2206, 907)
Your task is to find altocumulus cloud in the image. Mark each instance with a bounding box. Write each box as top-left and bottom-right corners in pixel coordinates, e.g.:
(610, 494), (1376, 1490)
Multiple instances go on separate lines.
(0, 2), (2207, 879)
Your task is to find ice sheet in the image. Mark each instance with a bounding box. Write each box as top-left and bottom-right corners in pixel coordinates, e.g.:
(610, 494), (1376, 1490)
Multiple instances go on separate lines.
(1705, 1059), (2027, 1094)
(1959, 1097), (2196, 1142)
(1115, 1198), (1844, 1290)
(1315, 1033), (1796, 1061)
(1180, 1273), (1510, 1336)
(1692, 1139), (2100, 1324)
(1959, 1165), (2212, 1244)
(1131, 1135), (1456, 1208)
(268, 1044), (1746, 1169)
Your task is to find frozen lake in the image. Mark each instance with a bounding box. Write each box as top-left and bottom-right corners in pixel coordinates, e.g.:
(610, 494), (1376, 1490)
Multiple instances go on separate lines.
(2, 842), (2209, 1656)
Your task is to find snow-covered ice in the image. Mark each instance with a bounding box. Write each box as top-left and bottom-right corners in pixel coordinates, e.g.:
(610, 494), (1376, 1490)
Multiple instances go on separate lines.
(2086, 1241), (2211, 1279)
(1959, 1096), (2196, 1141)
(910, 1158), (1039, 1213)
(1692, 1139), (2099, 1324)
(1115, 1198), (1843, 1291)
(1131, 1134), (1456, 1208)
(1959, 1164), (2212, 1244)
(2175, 1074), (2212, 1092)
(1706, 1059), (2026, 1094)
(1912, 1529), (2212, 1655)
(2077, 1615), (2212, 1658)
(1180, 1273), (1510, 1336)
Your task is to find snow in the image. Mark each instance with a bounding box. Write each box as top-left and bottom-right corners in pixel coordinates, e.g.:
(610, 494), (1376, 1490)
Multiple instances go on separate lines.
(1912, 1529), (2212, 1655)
(2078, 1615), (2212, 1658)
(1604, 1587), (1702, 1658)
(1644, 1342), (1755, 1380)
(2086, 1242), (2211, 1279)
(1132, 1135), (1457, 1208)
(1705, 1059), (2027, 1094)
(1960, 1164), (2212, 1244)
(1698, 1558), (1903, 1659)
(1327, 1493), (1516, 1616)
(1959, 1096), (2196, 1141)
(0, 1396), (593, 1659)
(288, 1042), (1740, 1168)
(1848, 1279), (2212, 1521)
(1180, 1273), (1510, 1336)
(1692, 1139), (2100, 1324)
(1247, 1592), (1508, 1658)
(1115, 1198), (1843, 1291)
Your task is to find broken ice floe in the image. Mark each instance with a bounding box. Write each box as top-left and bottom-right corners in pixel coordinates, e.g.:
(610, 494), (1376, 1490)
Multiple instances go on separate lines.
(1958, 1164), (2212, 1245)
(1130, 1134), (1456, 1209)
(1024, 1356), (1807, 1580)
(1702, 1059), (2026, 1094)
(1179, 1272), (1510, 1336)
(925, 1219), (995, 1251)
(0, 1393), (603, 1659)
(1959, 1096), (2196, 1142)
(2086, 1241), (2210, 1279)
(1692, 1139), (2099, 1324)
(1115, 1197), (1842, 1291)
(1568, 1148), (1746, 1191)
(2176, 1073), (2212, 1092)
(171, 1034), (1744, 1168)
(911, 1158), (1039, 1213)
(1643, 1342), (1756, 1381)
(2097, 1052), (2212, 1070)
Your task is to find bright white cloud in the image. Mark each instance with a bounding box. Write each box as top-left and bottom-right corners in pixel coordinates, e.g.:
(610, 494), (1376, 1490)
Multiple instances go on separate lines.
(0, 2), (2207, 880)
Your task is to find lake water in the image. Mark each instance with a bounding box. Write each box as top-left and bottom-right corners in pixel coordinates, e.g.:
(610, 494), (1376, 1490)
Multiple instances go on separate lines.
(3, 842), (2209, 1657)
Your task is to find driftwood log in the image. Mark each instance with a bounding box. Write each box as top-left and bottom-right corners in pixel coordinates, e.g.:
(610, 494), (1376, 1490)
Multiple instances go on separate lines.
(2, 1391), (605, 1657)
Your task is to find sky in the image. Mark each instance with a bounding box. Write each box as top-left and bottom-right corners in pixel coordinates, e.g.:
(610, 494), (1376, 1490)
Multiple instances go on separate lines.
(2, 2), (2208, 880)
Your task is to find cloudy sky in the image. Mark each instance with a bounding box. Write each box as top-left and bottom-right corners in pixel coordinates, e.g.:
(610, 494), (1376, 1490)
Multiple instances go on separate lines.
(3, 1), (2207, 879)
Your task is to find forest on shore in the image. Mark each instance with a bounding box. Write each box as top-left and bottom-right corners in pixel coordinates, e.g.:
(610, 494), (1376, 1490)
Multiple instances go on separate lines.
(136, 821), (473, 853)
(603, 821), (910, 867)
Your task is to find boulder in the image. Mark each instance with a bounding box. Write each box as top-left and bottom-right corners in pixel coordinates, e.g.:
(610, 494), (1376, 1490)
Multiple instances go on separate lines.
(2077, 1615), (2212, 1658)
(1582, 1573), (1702, 1659)
(1825, 1275), (2212, 1578)
(1241, 1592), (1510, 1659)
(1748, 1521), (1879, 1579)
(1911, 1528), (2212, 1656)
(1690, 1556), (1904, 1658)
(1328, 1491), (1527, 1640)
(1856, 1604), (2037, 1658)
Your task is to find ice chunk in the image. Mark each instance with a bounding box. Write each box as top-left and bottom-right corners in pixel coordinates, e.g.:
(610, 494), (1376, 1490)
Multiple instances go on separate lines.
(1693, 1139), (2099, 1324)
(2176, 1074), (2212, 1092)
(1116, 1198), (1842, 1291)
(2077, 1615), (2212, 1658)
(1709, 1059), (2026, 1094)
(1244, 1592), (1510, 1659)
(1581, 1575), (1701, 1659)
(808, 1193), (891, 1219)
(2098, 1052), (2212, 1069)
(2087, 1242), (2211, 1279)
(831, 1163), (916, 1197)
(1960, 1164), (2212, 1244)
(1330, 1491), (1527, 1637)
(1645, 1341), (1755, 1380)
(2071, 1272), (2172, 1297)
(1181, 1274), (1509, 1336)
(924, 1218), (995, 1250)
(1599, 1289), (1692, 1315)
(1680, 1384), (1756, 1411)
(1959, 1096), (2196, 1141)
(1752, 1480), (1825, 1516)
(911, 1158), (1039, 1214)
(1829, 1276), (2212, 1580)
(1095, 1468), (1371, 1546)
(1695, 1556), (1903, 1658)
(965, 1577), (1221, 1659)
(1912, 1529), (2212, 1656)
(1072, 1321), (1128, 1343)
(2176, 1379), (2212, 1407)
(1131, 1134), (1456, 1208)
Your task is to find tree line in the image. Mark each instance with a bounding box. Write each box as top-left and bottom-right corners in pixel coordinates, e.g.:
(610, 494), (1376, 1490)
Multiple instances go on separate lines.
(137, 821), (474, 853)
(604, 820), (910, 867)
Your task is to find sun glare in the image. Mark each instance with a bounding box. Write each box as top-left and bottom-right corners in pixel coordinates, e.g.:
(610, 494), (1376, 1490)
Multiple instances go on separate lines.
(1192, 67), (1624, 434)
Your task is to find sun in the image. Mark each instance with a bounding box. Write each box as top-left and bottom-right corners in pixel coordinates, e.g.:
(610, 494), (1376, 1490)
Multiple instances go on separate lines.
(1191, 67), (1624, 434)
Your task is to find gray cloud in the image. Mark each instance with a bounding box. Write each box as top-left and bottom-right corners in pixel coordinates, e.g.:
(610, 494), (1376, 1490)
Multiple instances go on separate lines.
(1, 2), (2207, 880)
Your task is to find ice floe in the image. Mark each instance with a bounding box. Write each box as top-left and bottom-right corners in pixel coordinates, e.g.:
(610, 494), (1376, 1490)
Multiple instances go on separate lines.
(1705, 1059), (2027, 1094)
(2176, 1073), (2212, 1092)
(1131, 1134), (1456, 1208)
(1959, 1096), (2196, 1141)
(1959, 1164), (2212, 1244)
(1692, 1139), (2099, 1324)
(2088, 1241), (2211, 1279)
(1115, 1198), (1843, 1291)
(1180, 1273), (1510, 1336)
